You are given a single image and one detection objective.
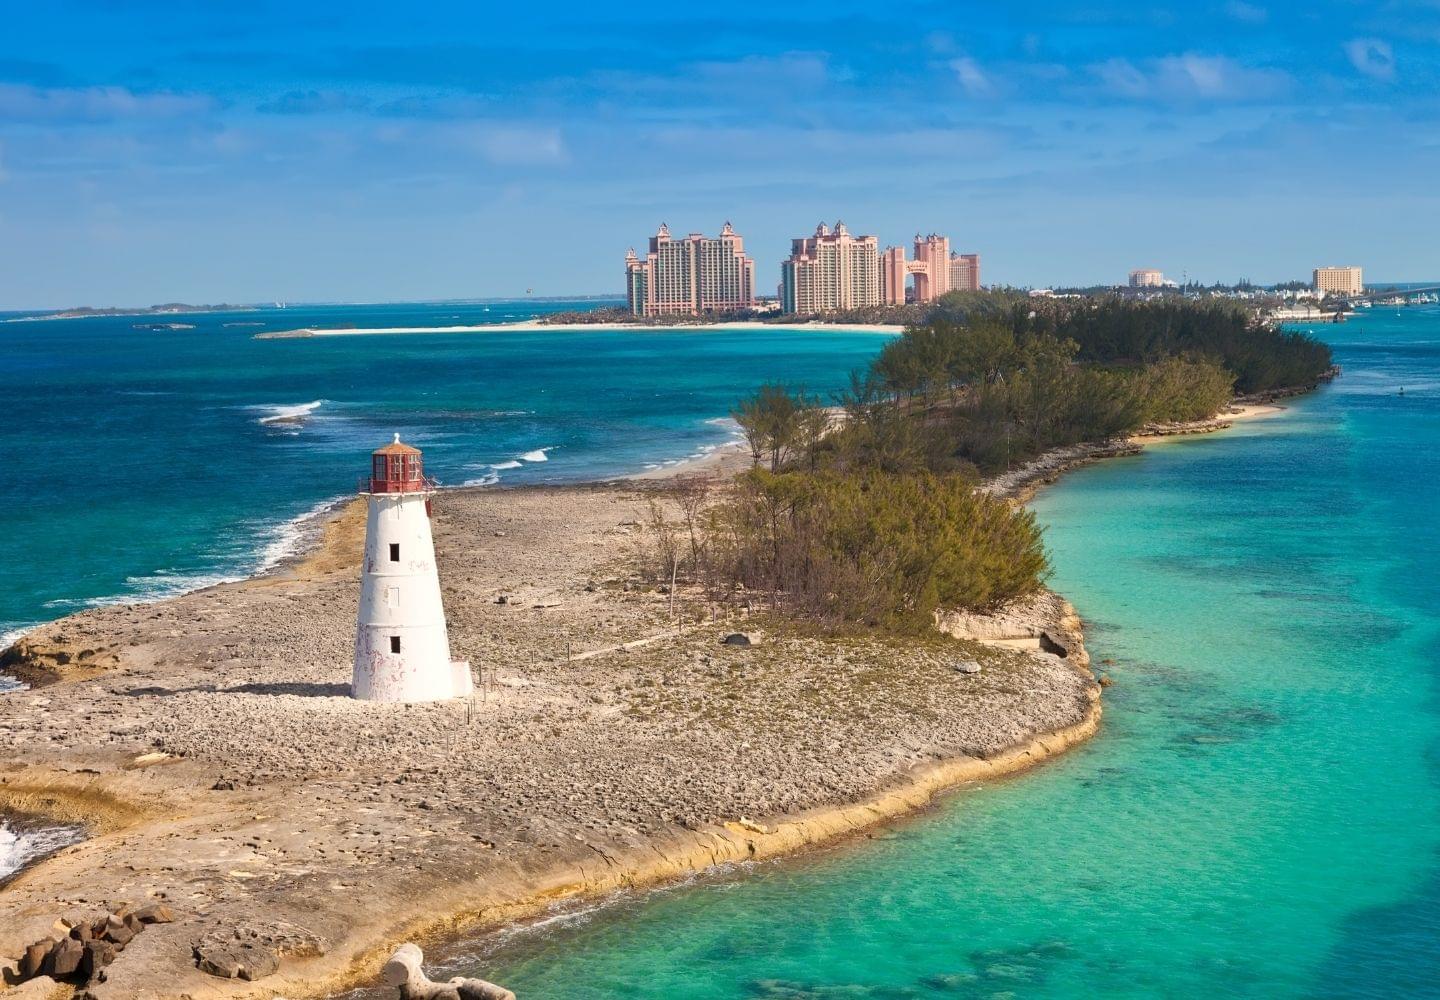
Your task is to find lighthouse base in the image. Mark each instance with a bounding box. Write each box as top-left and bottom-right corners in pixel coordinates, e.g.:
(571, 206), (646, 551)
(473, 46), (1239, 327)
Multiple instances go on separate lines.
(351, 657), (475, 703)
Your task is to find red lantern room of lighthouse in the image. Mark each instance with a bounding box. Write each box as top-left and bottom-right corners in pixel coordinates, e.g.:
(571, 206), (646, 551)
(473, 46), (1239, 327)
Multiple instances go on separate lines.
(368, 436), (427, 493)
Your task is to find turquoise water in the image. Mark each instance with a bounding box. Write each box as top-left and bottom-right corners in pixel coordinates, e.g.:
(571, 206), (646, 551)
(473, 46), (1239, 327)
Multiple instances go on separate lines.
(444, 307), (1440, 997)
(0, 301), (891, 650)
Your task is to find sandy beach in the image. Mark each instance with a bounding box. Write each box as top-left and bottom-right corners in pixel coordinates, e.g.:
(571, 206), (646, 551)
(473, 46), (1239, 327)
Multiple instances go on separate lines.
(255, 320), (906, 339)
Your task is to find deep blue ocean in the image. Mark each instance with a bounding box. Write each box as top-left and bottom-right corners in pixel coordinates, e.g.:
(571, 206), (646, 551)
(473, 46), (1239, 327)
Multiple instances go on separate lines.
(0, 300), (892, 655)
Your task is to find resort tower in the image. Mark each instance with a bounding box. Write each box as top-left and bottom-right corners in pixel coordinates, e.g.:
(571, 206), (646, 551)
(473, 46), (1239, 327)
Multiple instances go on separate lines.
(352, 436), (472, 702)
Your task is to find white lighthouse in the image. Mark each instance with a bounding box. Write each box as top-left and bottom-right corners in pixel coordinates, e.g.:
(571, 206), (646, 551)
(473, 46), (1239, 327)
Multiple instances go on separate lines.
(352, 436), (473, 702)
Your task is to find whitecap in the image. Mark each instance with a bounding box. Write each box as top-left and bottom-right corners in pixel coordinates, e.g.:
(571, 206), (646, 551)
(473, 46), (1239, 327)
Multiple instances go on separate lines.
(254, 400), (326, 426)
(490, 460), (523, 471)
(519, 447), (553, 462)
(462, 472), (500, 487)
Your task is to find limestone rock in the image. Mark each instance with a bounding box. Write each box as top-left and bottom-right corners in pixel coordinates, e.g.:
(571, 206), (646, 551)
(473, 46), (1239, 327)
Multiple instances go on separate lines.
(21, 939), (54, 979)
(46, 938), (83, 979)
(194, 941), (279, 982)
(78, 939), (116, 982)
(4, 975), (68, 1000)
(133, 903), (175, 924)
(953, 659), (981, 675)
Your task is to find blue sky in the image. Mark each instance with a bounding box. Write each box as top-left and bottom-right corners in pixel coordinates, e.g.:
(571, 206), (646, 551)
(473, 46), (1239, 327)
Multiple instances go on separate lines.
(1, 1), (1437, 307)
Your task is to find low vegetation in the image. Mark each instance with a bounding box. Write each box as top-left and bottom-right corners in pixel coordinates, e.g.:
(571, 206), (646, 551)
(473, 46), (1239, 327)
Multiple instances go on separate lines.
(643, 293), (1333, 631)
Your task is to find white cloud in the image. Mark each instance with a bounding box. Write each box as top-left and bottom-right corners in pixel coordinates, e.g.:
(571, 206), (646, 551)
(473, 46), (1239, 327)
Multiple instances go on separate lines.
(1344, 38), (1396, 81)
(0, 84), (212, 124)
(1091, 54), (1291, 102)
(950, 57), (997, 98)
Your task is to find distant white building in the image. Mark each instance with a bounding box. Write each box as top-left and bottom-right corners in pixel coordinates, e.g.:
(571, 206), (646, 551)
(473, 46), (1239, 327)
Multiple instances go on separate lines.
(1129, 268), (1165, 288)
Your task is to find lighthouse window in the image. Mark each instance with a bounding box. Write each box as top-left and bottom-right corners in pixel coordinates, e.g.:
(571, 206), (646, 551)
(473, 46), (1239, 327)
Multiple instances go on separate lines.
(389, 635), (401, 654)
(389, 543), (400, 562)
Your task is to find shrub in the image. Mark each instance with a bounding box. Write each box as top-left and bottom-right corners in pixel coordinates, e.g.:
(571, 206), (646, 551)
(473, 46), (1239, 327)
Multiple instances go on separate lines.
(709, 468), (1047, 629)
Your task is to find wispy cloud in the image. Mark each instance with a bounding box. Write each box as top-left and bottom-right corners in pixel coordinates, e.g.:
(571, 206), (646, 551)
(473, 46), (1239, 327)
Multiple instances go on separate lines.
(0, 84), (213, 124)
(467, 125), (567, 165)
(950, 57), (998, 99)
(1090, 54), (1291, 102)
(1344, 38), (1396, 81)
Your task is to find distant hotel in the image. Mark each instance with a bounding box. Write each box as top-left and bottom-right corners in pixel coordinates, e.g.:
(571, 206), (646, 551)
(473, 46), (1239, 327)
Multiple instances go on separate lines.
(780, 222), (981, 314)
(624, 223), (756, 317)
(1313, 266), (1363, 296)
(1129, 268), (1165, 288)
(779, 221), (882, 313)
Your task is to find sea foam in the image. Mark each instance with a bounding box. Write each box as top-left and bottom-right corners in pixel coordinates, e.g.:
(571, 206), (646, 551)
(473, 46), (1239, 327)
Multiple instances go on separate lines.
(0, 820), (84, 881)
(255, 399), (326, 426)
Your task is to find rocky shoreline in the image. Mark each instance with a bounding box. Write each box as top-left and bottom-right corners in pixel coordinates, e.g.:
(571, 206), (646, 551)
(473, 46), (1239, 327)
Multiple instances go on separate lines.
(0, 383), (1326, 1000)
(0, 471), (1098, 1000)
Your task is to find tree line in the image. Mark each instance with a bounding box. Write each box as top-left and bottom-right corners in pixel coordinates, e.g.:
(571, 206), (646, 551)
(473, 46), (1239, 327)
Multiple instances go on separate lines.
(643, 293), (1333, 631)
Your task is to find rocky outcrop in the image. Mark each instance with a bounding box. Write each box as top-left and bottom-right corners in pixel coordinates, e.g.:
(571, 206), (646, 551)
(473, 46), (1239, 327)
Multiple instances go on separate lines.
(0, 634), (122, 690)
(5, 905), (174, 993)
(936, 590), (1089, 670)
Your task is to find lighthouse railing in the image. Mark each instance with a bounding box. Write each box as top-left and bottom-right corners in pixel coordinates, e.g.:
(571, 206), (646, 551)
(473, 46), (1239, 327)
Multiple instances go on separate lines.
(359, 474), (440, 495)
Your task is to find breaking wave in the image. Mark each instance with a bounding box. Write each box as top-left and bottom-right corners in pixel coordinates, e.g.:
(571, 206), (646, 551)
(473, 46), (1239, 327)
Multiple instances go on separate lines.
(255, 399), (326, 426)
(519, 447), (553, 462)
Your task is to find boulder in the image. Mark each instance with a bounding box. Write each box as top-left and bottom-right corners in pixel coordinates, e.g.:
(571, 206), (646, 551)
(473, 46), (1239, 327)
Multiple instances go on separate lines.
(953, 660), (981, 675)
(78, 940), (116, 982)
(21, 939), (55, 979)
(722, 633), (755, 647)
(133, 903), (175, 925)
(45, 938), (83, 979)
(194, 941), (278, 982)
(101, 917), (135, 947)
(194, 944), (241, 980)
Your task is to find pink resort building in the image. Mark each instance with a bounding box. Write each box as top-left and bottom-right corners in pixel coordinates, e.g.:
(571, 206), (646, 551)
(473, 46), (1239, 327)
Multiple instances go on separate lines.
(779, 221), (883, 314)
(878, 234), (983, 306)
(624, 222), (756, 316)
(950, 252), (982, 293)
(778, 224), (982, 314)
